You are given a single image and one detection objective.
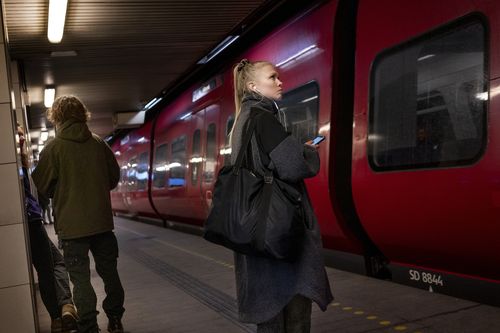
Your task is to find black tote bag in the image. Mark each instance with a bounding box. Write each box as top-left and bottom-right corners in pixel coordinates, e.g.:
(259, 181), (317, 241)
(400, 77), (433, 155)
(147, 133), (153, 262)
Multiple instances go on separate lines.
(203, 110), (304, 260)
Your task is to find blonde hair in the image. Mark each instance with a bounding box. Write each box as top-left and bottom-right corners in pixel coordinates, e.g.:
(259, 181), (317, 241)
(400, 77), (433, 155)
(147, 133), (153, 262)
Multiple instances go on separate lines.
(47, 95), (90, 126)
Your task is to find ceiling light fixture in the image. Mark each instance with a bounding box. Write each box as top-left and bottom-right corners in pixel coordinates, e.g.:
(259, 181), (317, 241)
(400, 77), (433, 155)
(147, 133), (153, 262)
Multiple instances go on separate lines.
(44, 87), (56, 107)
(48, 0), (69, 43)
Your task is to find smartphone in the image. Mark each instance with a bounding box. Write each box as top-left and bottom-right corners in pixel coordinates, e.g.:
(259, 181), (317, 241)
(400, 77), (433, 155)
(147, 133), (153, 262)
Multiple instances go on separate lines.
(311, 135), (325, 145)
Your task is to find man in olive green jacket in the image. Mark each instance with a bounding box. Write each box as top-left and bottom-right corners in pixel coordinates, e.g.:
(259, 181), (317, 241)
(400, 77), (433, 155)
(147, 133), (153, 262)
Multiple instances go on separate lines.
(33, 95), (124, 333)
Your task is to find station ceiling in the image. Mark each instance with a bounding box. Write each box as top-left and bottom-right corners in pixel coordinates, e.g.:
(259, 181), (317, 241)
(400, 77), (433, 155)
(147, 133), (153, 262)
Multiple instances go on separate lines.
(2, 0), (274, 137)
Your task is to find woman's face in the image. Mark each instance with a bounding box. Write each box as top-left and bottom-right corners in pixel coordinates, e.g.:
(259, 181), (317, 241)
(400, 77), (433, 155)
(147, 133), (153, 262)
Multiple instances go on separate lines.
(249, 64), (283, 100)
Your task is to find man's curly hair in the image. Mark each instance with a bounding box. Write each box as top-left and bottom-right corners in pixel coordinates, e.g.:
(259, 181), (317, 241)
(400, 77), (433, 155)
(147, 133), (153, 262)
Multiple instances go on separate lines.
(47, 95), (91, 126)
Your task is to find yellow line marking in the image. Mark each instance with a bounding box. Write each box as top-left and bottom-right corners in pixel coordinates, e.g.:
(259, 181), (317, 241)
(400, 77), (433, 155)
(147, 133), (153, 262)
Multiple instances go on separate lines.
(366, 315), (378, 320)
(379, 320), (391, 326)
(342, 307), (353, 311)
(117, 225), (235, 269)
(354, 311), (364, 315)
(394, 326), (407, 331)
(331, 302), (341, 307)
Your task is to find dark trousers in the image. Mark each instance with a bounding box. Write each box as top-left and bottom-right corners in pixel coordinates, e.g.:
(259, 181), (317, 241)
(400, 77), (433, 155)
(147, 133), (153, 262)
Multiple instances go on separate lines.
(62, 232), (125, 333)
(257, 295), (312, 333)
(28, 220), (72, 319)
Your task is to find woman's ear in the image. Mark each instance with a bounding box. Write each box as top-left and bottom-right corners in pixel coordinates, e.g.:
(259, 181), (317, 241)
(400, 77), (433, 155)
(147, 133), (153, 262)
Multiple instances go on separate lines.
(247, 81), (257, 92)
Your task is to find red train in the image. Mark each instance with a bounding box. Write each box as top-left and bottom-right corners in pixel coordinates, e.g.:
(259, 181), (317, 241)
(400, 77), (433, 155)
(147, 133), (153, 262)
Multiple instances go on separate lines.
(110, 0), (500, 305)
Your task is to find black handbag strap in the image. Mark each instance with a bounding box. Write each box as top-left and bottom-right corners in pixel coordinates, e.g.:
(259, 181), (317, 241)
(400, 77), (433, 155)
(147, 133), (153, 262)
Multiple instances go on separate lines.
(233, 117), (256, 172)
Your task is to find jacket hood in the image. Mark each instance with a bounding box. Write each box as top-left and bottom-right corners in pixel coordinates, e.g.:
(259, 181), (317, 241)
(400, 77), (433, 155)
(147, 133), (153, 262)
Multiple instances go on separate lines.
(56, 120), (92, 143)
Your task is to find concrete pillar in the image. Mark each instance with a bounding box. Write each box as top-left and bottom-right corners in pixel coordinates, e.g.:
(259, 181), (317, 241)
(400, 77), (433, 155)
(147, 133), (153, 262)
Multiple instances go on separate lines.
(0, 3), (37, 333)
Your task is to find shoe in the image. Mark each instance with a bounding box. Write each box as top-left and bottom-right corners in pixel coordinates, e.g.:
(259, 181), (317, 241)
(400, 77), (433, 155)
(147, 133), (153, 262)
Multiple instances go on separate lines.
(61, 303), (78, 331)
(107, 316), (124, 333)
(51, 318), (62, 333)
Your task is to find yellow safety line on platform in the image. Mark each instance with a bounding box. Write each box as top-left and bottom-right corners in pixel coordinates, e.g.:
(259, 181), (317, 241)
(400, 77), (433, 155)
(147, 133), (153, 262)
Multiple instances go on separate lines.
(117, 225), (235, 269)
(329, 302), (420, 332)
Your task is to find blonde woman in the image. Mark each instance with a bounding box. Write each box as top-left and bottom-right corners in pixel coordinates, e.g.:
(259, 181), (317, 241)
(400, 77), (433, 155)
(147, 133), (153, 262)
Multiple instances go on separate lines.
(230, 59), (333, 332)
(33, 96), (124, 333)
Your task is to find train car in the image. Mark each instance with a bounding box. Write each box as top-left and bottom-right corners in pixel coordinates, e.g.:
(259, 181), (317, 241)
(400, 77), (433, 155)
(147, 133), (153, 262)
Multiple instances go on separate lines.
(110, 0), (500, 306)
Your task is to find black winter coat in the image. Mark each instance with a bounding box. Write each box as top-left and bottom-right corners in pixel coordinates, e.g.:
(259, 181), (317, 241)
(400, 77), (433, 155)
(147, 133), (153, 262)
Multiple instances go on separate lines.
(230, 93), (333, 323)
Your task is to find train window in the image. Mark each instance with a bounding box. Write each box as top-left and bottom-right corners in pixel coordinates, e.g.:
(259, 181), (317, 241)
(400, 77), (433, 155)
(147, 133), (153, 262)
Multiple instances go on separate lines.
(223, 116), (234, 166)
(278, 81), (319, 144)
(170, 136), (186, 187)
(204, 123), (217, 183)
(369, 18), (487, 171)
(190, 129), (201, 185)
(127, 157), (138, 191)
(153, 144), (168, 188)
(137, 152), (149, 191)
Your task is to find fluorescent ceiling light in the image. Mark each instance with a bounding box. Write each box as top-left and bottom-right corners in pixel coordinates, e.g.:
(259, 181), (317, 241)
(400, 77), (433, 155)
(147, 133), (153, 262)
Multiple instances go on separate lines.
(48, 0), (68, 43)
(143, 97), (162, 110)
(197, 35), (240, 64)
(38, 144), (45, 151)
(40, 130), (49, 141)
(44, 88), (56, 107)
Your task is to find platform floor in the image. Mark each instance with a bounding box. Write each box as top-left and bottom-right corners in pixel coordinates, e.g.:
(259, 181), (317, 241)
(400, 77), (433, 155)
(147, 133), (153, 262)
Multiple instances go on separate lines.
(36, 217), (500, 333)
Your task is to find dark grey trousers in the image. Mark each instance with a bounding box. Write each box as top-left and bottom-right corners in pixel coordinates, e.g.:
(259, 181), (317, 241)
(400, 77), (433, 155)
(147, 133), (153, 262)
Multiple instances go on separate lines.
(62, 231), (125, 333)
(257, 295), (312, 333)
(28, 220), (72, 319)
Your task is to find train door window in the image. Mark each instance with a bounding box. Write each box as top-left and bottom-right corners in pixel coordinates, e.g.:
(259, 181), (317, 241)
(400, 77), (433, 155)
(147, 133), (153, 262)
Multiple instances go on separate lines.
(278, 82), (319, 144)
(153, 144), (168, 188)
(190, 129), (201, 185)
(222, 116), (234, 166)
(369, 18), (487, 171)
(204, 123), (217, 183)
(169, 136), (186, 187)
(137, 152), (149, 191)
(127, 157), (138, 191)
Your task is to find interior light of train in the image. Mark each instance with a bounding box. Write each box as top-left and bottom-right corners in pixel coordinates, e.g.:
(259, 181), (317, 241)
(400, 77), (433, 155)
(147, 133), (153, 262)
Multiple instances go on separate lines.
(138, 137), (147, 143)
(189, 157), (203, 163)
(47, 0), (68, 43)
(301, 95), (318, 103)
(219, 148), (232, 155)
(131, 163), (138, 168)
(44, 87), (55, 107)
(417, 54), (435, 61)
(114, 151), (121, 156)
(155, 166), (167, 172)
(197, 35), (240, 64)
(475, 92), (488, 101)
(167, 162), (182, 169)
(276, 45), (318, 68)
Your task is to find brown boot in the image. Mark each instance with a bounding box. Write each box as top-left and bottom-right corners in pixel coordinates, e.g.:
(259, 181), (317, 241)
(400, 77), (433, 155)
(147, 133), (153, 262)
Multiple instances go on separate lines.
(61, 303), (78, 331)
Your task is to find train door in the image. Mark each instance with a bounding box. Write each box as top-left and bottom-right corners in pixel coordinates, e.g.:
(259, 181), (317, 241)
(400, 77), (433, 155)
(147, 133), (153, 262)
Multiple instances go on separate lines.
(201, 104), (221, 211)
(183, 109), (206, 221)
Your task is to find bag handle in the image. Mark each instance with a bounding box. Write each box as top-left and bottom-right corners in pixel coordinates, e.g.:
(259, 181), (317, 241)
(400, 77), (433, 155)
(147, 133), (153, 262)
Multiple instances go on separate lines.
(233, 108), (262, 173)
